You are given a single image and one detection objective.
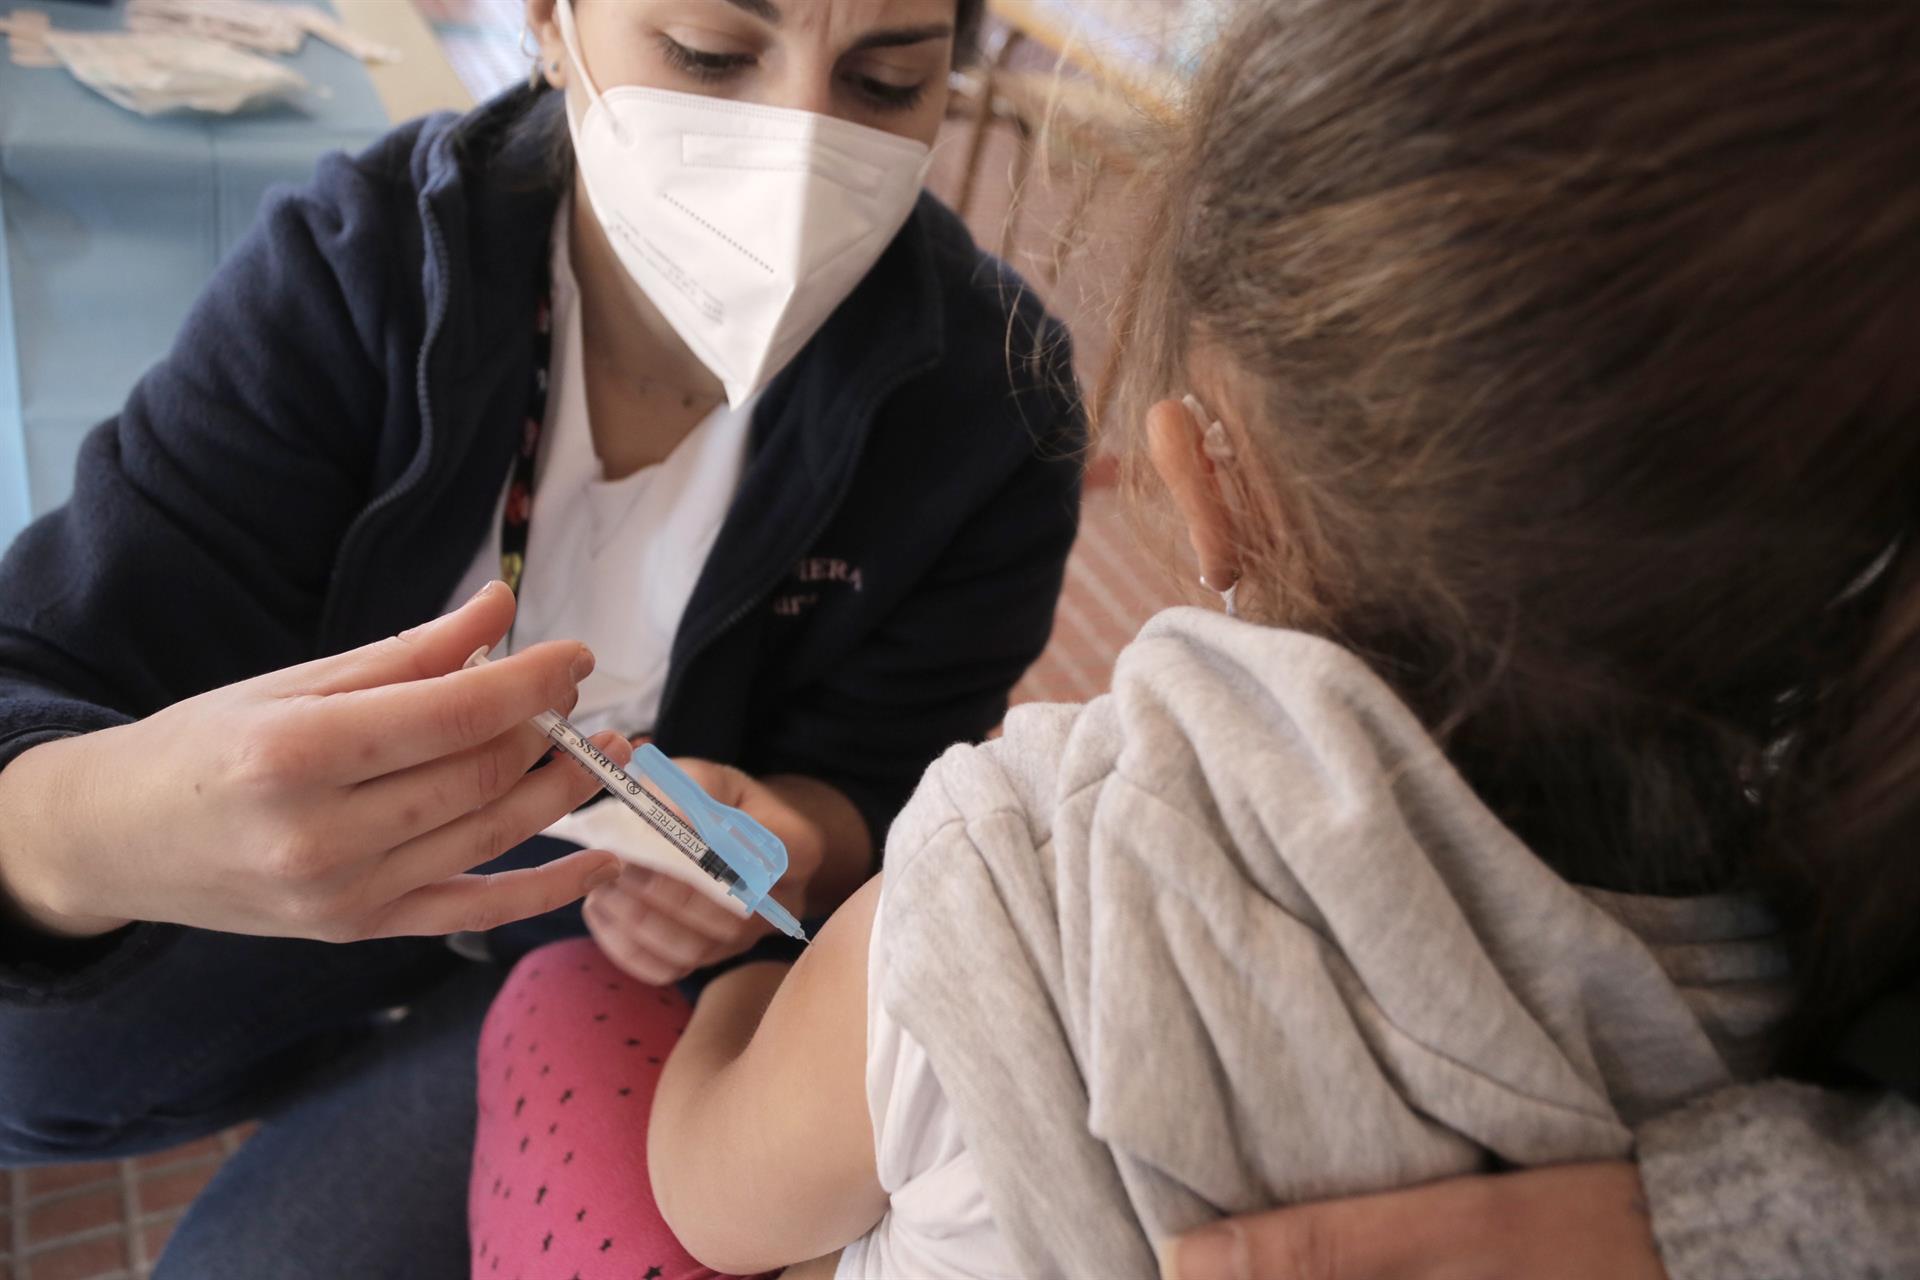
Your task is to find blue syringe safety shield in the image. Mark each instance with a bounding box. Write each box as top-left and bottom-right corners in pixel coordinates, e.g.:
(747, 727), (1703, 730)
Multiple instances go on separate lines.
(627, 745), (809, 942)
(460, 645), (807, 942)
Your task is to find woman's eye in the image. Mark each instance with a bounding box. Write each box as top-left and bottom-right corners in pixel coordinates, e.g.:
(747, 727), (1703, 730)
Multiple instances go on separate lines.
(845, 72), (927, 111)
(657, 34), (754, 82)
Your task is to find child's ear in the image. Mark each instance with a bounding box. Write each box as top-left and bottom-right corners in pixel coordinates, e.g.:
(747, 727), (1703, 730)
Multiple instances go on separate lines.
(1146, 398), (1240, 591)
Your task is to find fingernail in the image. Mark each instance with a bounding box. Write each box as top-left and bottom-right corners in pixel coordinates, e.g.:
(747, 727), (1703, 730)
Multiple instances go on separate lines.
(471, 579), (502, 605)
(585, 863), (621, 894)
(571, 646), (595, 681)
(1160, 1222), (1246, 1280)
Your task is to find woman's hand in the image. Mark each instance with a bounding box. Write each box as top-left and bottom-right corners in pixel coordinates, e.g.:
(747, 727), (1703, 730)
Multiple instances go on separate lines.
(0, 581), (625, 943)
(582, 760), (812, 986)
(1159, 1162), (1667, 1280)
(583, 759), (851, 986)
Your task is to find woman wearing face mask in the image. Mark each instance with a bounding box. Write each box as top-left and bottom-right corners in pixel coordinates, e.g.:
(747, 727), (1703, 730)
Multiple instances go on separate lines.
(0, 0), (1078, 1275)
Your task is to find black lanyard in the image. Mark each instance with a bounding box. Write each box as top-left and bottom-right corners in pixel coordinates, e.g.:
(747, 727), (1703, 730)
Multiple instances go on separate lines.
(498, 280), (555, 640)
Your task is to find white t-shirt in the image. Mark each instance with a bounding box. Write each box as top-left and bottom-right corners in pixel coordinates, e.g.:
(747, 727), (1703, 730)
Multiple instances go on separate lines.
(835, 887), (1018, 1280)
(445, 203), (755, 742)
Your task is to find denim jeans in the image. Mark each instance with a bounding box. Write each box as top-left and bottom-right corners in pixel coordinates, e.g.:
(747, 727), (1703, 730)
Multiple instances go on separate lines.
(0, 837), (586, 1279)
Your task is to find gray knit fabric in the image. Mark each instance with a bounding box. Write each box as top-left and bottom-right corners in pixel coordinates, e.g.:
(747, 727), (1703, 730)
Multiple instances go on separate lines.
(877, 609), (1807, 1279)
(1639, 1080), (1920, 1279)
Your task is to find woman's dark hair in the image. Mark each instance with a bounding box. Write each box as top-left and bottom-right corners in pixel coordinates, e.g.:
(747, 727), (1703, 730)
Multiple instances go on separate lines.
(479, 0), (986, 191)
(1101, 0), (1920, 1073)
(953, 0), (987, 60)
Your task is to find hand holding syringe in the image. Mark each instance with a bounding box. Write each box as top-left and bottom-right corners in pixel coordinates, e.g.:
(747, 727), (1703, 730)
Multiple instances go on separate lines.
(465, 648), (808, 942)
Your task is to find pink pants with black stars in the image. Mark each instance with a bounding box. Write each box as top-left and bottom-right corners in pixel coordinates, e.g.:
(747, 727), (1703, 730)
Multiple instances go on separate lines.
(469, 938), (767, 1280)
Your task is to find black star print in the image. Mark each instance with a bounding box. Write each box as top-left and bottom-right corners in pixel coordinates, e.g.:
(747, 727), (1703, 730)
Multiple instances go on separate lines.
(531, 968), (542, 979)
(490, 1257), (499, 1272)
(504, 1065), (514, 1082)
(647, 1056), (661, 1065)
(528, 1041), (539, 1054)
(645, 1268), (664, 1280)
(617, 1087), (631, 1097)
(606, 981), (619, 990)
(600, 1238), (614, 1252)
(514, 1096), (526, 1117)
(564, 1150), (575, 1165)
(625, 1038), (641, 1047)
(491, 1176), (501, 1196)
(478, 1241), (488, 1259)
(559, 1088), (573, 1104)
(528, 1004), (538, 1015)
(540, 1064), (550, 1077)
(548, 1122), (558, 1135)
(535, 1185), (548, 1205)
(593, 1012), (608, 1022)
(575, 1207), (587, 1223)
(502, 1032), (514, 1049)
(541, 1232), (553, 1253)
(518, 1135), (529, 1153)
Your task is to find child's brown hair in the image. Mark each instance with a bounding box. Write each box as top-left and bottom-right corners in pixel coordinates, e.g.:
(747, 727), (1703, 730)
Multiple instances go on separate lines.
(1102, 0), (1920, 1071)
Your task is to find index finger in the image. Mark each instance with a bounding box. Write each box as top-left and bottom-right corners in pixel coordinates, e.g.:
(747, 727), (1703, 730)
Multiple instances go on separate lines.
(261, 579), (518, 697)
(366, 848), (622, 939)
(309, 640), (592, 783)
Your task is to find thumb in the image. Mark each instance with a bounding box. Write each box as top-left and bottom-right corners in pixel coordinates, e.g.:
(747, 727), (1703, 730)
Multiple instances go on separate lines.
(283, 580), (519, 696)
(670, 756), (751, 806)
(1160, 1218), (1260, 1280)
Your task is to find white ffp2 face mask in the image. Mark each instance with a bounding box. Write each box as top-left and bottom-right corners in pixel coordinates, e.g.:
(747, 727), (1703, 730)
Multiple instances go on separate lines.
(553, 0), (934, 407)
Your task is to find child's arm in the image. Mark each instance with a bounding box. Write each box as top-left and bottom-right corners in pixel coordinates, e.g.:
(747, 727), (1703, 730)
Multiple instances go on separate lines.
(649, 876), (887, 1275)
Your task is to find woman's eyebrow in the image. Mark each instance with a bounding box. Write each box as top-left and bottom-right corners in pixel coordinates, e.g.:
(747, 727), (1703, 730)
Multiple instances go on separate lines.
(848, 23), (954, 52)
(716, 1), (951, 53)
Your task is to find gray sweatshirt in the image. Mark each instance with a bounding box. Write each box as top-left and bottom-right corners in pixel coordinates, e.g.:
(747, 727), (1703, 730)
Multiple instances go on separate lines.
(877, 609), (1920, 1279)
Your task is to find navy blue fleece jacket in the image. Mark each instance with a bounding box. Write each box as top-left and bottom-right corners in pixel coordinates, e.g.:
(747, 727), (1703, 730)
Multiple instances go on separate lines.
(0, 87), (1082, 996)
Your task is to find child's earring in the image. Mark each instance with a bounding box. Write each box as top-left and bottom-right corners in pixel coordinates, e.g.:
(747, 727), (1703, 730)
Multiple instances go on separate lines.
(1183, 394), (1241, 619)
(1200, 572), (1241, 619)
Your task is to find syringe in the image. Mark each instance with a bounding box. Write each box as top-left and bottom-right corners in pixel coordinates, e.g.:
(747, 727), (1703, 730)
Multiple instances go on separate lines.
(466, 648), (808, 942)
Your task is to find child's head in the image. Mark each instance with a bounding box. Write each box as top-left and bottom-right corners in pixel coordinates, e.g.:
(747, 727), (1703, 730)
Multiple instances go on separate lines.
(1105, 0), (1920, 1066)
